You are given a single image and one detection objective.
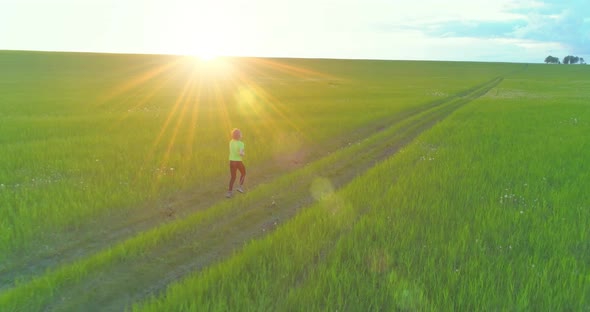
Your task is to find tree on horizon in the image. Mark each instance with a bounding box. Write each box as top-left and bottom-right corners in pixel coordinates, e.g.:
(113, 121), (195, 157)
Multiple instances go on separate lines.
(544, 55), (560, 64)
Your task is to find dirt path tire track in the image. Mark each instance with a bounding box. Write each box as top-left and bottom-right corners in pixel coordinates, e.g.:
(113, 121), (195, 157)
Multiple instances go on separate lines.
(0, 104), (433, 292)
(0, 77), (498, 290)
(2, 76), (504, 312)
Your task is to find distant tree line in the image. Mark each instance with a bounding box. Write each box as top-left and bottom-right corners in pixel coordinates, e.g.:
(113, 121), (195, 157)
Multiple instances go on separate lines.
(545, 55), (586, 64)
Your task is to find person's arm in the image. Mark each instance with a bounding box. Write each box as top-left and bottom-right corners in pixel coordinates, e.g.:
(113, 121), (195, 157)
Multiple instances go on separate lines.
(240, 142), (245, 156)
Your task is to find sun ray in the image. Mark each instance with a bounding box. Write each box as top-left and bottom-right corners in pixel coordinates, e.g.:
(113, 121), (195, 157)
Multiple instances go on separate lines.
(185, 74), (203, 158)
(108, 69), (178, 132)
(221, 69), (278, 137)
(230, 67), (309, 141)
(246, 58), (339, 80)
(158, 84), (193, 176)
(126, 55), (344, 189)
(134, 71), (194, 184)
(214, 78), (233, 141)
(99, 58), (184, 105)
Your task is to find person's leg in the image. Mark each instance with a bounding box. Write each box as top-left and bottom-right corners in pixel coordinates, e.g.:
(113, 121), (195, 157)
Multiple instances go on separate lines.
(228, 161), (238, 191)
(238, 162), (246, 185)
(236, 162), (246, 192)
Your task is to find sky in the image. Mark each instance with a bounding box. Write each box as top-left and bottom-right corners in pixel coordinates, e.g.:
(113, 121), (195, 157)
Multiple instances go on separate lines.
(1, 0), (588, 63)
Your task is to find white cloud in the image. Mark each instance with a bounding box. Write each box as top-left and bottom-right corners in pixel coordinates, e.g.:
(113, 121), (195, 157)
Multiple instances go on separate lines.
(0, 0), (585, 62)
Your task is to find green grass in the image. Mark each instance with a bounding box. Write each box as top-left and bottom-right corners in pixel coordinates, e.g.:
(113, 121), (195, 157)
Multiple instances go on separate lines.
(134, 63), (590, 311)
(4, 51), (586, 311)
(0, 51), (517, 260)
(0, 71), (504, 311)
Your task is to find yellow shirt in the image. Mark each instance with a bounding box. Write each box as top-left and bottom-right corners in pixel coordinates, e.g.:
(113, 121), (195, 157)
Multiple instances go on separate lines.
(229, 140), (245, 161)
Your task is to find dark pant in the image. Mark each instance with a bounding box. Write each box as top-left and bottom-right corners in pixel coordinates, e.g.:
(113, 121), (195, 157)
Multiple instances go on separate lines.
(228, 161), (246, 191)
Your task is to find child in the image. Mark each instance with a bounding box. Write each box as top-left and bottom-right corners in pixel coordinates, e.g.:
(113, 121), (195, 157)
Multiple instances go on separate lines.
(226, 128), (246, 198)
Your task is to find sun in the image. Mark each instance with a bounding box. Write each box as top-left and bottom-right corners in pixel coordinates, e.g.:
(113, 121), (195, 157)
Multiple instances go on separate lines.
(185, 31), (226, 63)
(187, 40), (226, 64)
(188, 53), (226, 69)
(185, 52), (234, 79)
(196, 53), (219, 62)
(189, 43), (220, 62)
(187, 49), (224, 69)
(195, 52), (218, 62)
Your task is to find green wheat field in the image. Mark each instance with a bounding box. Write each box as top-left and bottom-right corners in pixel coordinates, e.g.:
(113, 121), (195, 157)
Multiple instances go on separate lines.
(1, 50), (588, 311)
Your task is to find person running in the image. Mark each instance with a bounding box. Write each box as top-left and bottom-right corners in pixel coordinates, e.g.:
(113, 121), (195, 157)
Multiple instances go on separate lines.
(226, 128), (246, 198)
